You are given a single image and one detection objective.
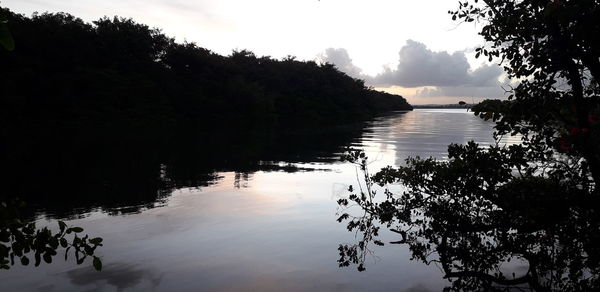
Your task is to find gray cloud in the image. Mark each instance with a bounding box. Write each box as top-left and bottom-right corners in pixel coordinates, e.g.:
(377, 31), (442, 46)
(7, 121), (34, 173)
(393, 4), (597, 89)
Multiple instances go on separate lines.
(320, 40), (507, 99)
(371, 40), (503, 88)
(416, 85), (507, 98)
(318, 48), (365, 79)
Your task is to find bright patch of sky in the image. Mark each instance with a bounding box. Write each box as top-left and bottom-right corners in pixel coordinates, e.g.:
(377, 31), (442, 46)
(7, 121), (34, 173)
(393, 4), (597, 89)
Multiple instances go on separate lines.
(2, 0), (508, 104)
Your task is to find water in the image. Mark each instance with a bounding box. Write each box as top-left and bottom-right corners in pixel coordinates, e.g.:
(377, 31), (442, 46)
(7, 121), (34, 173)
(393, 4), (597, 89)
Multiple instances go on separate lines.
(1, 109), (514, 291)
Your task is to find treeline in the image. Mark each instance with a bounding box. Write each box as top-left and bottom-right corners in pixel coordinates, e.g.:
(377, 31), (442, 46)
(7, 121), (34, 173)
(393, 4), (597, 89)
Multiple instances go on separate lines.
(0, 8), (411, 137)
(412, 104), (473, 109)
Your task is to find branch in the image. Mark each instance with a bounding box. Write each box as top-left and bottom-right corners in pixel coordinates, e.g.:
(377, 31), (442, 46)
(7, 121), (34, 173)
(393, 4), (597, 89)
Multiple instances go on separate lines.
(444, 270), (531, 286)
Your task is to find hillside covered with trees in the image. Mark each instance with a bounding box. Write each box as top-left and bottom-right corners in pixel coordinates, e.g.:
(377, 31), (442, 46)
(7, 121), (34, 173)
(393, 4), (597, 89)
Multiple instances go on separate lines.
(0, 7), (411, 139)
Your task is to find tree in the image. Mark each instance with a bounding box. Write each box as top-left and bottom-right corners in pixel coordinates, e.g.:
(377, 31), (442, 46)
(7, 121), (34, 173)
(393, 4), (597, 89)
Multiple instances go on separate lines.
(0, 7), (411, 136)
(0, 10), (103, 273)
(456, 0), (600, 185)
(337, 1), (600, 290)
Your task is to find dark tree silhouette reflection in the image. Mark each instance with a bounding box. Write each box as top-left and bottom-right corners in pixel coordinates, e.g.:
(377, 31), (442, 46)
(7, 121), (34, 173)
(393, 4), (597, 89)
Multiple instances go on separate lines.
(337, 149), (600, 291)
(2, 122), (369, 219)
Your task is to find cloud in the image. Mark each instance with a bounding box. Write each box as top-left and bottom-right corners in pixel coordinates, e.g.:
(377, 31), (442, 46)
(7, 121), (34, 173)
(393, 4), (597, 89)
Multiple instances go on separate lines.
(371, 40), (503, 88)
(320, 40), (508, 100)
(321, 40), (504, 89)
(416, 85), (507, 98)
(317, 48), (365, 79)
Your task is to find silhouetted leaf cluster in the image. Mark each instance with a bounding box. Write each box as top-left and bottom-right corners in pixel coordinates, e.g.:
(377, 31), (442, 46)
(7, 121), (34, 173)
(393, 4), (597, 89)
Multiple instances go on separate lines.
(0, 200), (103, 271)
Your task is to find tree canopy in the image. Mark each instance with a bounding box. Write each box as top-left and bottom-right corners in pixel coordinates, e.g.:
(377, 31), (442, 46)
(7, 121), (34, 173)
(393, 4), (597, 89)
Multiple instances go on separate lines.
(337, 0), (600, 291)
(0, 7), (411, 141)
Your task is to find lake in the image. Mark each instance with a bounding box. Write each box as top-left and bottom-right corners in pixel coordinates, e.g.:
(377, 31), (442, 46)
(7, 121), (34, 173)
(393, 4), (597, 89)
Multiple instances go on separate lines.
(1, 109), (519, 291)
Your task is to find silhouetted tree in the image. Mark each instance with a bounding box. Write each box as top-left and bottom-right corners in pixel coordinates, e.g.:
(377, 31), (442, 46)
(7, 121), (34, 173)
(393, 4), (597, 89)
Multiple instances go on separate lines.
(0, 7), (411, 140)
(337, 1), (600, 290)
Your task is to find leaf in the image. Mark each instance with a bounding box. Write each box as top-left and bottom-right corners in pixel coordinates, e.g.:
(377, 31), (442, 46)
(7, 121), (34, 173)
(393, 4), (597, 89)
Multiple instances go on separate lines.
(84, 245), (94, 255)
(43, 252), (52, 264)
(89, 237), (103, 245)
(20, 256), (29, 266)
(93, 256), (102, 271)
(67, 227), (84, 234)
(70, 227), (84, 233)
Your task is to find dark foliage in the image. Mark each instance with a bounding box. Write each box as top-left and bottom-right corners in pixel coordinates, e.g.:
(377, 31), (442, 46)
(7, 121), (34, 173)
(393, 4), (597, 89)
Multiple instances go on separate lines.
(1, 199), (103, 271)
(337, 0), (600, 291)
(0, 7), (411, 140)
(339, 146), (600, 291)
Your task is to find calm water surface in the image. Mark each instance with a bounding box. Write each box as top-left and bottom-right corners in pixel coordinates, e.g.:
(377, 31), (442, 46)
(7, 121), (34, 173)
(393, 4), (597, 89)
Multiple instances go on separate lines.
(2, 109), (516, 291)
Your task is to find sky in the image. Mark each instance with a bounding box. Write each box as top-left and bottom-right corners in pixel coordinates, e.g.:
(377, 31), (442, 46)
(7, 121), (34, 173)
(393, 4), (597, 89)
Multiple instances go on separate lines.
(2, 0), (509, 104)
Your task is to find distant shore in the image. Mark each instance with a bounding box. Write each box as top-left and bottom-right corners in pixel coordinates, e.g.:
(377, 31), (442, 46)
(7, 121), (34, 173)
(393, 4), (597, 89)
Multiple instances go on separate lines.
(412, 104), (474, 109)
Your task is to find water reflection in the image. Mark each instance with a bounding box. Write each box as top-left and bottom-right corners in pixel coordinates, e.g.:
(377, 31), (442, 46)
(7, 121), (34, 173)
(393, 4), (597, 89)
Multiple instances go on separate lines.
(338, 112), (600, 291)
(66, 263), (162, 292)
(2, 121), (369, 218)
(339, 187), (600, 290)
(2, 109), (535, 291)
(363, 109), (519, 166)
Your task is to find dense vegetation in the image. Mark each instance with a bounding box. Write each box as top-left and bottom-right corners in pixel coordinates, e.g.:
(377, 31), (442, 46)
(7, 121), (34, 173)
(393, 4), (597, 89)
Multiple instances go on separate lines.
(0, 7), (410, 140)
(0, 7), (411, 272)
(338, 0), (600, 291)
(0, 4), (411, 226)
